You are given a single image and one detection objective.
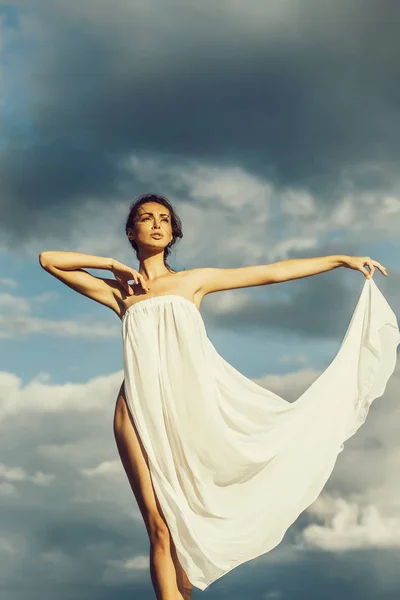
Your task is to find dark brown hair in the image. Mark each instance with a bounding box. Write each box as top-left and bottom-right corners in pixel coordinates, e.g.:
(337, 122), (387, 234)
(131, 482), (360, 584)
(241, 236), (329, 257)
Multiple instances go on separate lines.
(125, 193), (183, 273)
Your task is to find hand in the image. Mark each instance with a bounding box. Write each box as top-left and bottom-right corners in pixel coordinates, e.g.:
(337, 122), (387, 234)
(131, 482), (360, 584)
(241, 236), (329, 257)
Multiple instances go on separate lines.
(111, 260), (150, 295)
(342, 256), (388, 279)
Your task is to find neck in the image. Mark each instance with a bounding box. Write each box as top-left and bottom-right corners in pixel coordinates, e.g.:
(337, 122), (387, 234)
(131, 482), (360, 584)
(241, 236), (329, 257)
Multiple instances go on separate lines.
(138, 255), (173, 281)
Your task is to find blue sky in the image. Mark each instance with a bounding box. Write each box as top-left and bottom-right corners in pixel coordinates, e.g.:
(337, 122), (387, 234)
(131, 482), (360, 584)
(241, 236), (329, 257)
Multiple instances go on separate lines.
(1, 2), (400, 599)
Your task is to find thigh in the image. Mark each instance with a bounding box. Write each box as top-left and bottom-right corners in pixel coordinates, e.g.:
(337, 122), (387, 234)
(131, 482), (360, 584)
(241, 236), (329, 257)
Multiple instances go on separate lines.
(113, 381), (169, 539)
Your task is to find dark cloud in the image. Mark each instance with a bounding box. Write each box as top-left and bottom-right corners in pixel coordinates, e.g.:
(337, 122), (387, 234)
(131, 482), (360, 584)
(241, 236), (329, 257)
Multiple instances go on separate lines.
(206, 270), (355, 339)
(2, 0), (400, 239)
(204, 241), (400, 340)
(2, 1), (399, 345)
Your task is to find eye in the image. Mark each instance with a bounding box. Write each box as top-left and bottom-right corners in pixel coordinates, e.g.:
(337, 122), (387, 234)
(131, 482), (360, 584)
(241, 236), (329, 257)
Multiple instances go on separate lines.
(141, 216), (169, 222)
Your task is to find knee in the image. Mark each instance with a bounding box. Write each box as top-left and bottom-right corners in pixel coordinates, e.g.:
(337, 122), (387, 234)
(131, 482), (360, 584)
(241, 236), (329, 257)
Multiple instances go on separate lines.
(148, 517), (170, 547)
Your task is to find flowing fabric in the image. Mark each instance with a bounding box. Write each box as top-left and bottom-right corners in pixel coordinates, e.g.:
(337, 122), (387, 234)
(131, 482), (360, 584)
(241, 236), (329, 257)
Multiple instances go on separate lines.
(121, 279), (399, 591)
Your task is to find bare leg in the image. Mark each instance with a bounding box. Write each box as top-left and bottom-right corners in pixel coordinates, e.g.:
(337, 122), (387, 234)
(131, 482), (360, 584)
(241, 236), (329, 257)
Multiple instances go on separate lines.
(113, 382), (189, 599)
(149, 529), (187, 600)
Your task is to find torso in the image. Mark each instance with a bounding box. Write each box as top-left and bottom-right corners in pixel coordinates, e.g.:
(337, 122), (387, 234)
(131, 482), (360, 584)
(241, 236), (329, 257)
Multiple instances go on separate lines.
(112, 268), (205, 321)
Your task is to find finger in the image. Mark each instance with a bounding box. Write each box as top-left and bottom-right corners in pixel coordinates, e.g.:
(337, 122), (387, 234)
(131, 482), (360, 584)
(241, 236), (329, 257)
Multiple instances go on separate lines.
(375, 262), (388, 275)
(378, 263), (387, 275)
(368, 263), (375, 278)
(364, 258), (373, 278)
(361, 267), (371, 279)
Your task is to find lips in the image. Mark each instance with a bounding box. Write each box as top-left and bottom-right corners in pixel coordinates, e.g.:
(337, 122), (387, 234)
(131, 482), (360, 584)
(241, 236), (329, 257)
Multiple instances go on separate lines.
(151, 234), (163, 238)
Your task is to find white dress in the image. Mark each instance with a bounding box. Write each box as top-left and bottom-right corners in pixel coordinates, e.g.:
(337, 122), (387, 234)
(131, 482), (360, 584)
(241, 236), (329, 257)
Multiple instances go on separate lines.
(121, 279), (399, 591)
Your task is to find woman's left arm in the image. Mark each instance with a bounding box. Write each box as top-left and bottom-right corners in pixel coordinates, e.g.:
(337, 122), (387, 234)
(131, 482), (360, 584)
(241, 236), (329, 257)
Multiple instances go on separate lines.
(192, 256), (388, 296)
(270, 254), (346, 282)
(271, 254), (387, 282)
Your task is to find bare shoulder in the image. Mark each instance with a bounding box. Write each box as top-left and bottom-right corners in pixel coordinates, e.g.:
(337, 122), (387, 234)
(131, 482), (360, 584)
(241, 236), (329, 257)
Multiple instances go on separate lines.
(183, 267), (213, 296)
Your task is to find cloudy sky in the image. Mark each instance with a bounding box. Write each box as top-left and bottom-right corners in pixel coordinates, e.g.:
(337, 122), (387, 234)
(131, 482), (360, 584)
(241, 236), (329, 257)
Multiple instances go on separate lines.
(1, 1), (400, 598)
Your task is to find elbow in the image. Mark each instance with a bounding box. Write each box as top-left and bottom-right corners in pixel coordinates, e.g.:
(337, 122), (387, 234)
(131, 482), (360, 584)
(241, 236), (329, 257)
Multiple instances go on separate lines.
(265, 263), (288, 284)
(39, 251), (52, 269)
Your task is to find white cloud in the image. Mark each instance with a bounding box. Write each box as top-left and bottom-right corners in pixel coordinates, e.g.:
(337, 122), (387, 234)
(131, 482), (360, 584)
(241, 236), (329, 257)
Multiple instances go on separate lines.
(0, 311), (120, 340)
(81, 460), (122, 478)
(0, 369), (123, 421)
(301, 494), (400, 551)
(0, 278), (18, 288)
(0, 350), (399, 591)
(0, 290), (119, 344)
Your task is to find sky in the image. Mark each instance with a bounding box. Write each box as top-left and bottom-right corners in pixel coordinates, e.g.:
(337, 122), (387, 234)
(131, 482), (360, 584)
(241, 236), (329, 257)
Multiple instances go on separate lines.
(1, 1), (400, 598)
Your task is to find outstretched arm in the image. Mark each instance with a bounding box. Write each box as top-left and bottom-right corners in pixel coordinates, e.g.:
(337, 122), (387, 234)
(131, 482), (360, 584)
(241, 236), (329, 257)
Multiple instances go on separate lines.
(194, 255), (387, 296)
(261, 254), (346, 283)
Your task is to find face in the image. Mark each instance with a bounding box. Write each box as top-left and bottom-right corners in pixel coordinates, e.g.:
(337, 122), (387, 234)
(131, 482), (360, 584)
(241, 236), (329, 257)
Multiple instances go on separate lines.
(129, 202), (173, 246)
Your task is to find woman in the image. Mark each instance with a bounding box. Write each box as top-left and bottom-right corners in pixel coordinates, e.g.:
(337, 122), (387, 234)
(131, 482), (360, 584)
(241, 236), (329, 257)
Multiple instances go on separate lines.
(40, 193), (397, 599)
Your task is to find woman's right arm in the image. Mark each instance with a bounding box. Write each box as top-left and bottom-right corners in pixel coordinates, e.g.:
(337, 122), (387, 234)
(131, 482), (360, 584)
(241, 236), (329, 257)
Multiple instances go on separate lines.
(39, 251), (114, 271)
(39, 251), (123, 315)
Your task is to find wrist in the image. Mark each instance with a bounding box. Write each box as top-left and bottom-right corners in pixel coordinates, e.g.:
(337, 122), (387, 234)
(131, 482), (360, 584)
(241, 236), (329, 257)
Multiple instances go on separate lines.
(336, 255), (349, 267)
(109, 258), (117, 271)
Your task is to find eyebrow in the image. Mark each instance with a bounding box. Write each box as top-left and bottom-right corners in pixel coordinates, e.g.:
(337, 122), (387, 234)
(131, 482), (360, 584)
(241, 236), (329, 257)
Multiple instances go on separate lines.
(139, 211), (170, 217)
